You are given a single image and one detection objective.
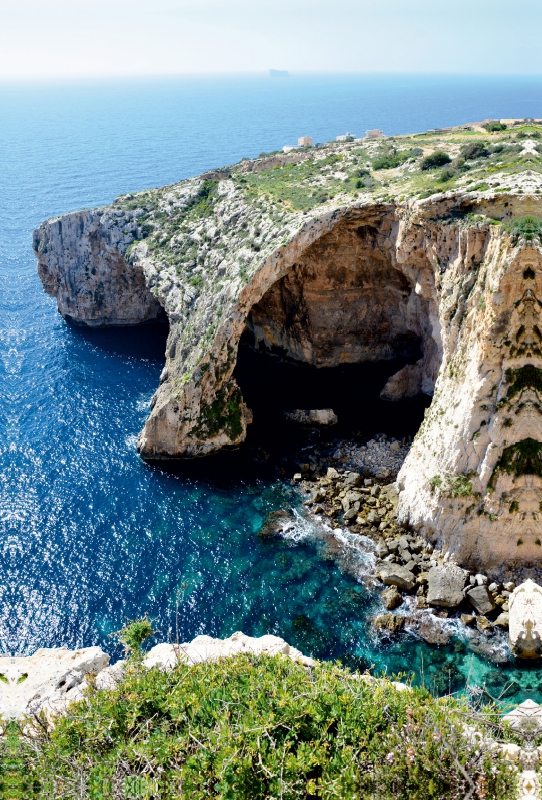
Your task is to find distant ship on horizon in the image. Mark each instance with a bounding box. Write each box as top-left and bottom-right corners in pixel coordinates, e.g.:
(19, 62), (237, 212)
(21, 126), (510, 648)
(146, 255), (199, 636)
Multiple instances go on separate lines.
(269, 69), (290, 78)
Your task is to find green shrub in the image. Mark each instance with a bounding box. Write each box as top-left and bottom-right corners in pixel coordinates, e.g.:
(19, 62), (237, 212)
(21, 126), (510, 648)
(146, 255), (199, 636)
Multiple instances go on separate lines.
(114, 617), (154, 658)
(460, 141), (490, 160)
(439, 168), (456, 182)
(449, 474), (473, 497)
(16, 655), (517, 800)
(420, 150), (451, 170)
(373, 148), (422, 170)
(483, 122), (507, 132)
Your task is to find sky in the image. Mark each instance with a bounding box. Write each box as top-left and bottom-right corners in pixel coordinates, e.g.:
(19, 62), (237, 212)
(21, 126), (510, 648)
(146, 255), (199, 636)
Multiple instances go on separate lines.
(0, 0), (541, 80)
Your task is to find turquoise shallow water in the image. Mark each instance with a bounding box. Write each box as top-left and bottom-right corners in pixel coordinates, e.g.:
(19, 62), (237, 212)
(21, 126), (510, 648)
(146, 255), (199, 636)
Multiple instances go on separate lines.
(2, 73), (542, 701)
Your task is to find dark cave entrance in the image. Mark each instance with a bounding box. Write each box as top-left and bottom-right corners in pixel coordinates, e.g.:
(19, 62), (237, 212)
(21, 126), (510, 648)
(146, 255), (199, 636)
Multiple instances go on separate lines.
(233, 330), (431, 467)
(230, 217), (434, 475)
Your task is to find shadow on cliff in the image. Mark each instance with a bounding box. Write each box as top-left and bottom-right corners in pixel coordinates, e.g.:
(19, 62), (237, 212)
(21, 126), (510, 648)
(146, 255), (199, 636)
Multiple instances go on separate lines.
(156, 341), (431, 483)
(66, 317), (170, 362)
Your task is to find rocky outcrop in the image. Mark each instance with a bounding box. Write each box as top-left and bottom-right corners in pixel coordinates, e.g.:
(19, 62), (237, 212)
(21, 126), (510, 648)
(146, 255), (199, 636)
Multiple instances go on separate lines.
(34, 123), (542, 572)
(395, 193), (542, 574)
(283, 408), (338, 427)
(33, 209), (163, 326)
(142, 631), (314, 670)
(0, 646), (108, 720)
(0, 633), (313, 720)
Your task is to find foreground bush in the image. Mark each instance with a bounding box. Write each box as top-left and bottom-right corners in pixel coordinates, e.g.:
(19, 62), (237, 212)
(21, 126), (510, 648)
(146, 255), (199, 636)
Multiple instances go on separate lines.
(8, 653), (518, 800)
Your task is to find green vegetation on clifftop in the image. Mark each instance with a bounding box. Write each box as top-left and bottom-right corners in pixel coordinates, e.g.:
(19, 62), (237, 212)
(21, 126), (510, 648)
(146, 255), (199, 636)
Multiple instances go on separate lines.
(7, 650), (518, 799)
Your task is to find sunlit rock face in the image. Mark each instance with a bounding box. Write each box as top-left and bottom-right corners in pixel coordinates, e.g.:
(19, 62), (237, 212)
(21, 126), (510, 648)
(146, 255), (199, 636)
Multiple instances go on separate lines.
(397, 205), (542, 575)
(509, 580), (542, 659)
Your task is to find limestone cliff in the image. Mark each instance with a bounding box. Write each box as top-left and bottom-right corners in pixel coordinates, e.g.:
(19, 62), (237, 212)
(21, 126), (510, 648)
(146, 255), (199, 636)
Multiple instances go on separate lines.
(34, 208), (163, 326)
(34, 120), (542, 573)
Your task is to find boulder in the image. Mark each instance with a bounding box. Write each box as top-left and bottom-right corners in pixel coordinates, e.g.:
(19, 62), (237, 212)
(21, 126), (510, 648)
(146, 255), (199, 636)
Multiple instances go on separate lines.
(460, 613), (475, 627)
(343, 472), (361, 487)
(426, 564), (467, 608)
(373, 614), (405, 635)
(375, 542), (390, 558)
(381, 585), (403, 610)
(376, 563), (416, 592)
(467, 585), (495, 616)
(494, 612), (510, 630)
(509, 579), (542, 659)
(476, 616), (494, 634)
(284, 409), (338, 427)
(380, 360), (423, 401)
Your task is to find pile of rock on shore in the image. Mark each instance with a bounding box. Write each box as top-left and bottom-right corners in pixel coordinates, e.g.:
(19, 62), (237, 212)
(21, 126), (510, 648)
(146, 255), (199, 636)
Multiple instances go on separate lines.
(294, 461), (512, 646)
(291, 432), (411, 484)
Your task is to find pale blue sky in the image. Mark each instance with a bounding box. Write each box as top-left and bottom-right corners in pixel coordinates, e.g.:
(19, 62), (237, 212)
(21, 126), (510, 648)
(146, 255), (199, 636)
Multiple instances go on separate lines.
(0, 0), (540, 80)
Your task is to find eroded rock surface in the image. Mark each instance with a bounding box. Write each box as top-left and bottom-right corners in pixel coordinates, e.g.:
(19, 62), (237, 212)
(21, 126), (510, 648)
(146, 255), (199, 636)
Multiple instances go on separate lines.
(34, 210), (163, 326)
(143, 631), (314, 670)
(0, 646), (109, 720)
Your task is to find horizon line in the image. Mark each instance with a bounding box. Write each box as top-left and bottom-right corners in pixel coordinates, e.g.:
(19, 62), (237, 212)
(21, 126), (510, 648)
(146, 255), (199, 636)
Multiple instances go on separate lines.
(2, 70), (542, 84)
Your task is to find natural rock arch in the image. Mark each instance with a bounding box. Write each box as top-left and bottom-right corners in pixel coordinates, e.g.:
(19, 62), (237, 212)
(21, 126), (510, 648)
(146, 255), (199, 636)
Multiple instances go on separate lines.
(34, 164), (542, 574)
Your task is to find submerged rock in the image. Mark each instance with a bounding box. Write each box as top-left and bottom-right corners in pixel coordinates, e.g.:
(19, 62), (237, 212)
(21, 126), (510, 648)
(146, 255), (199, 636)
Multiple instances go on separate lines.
(373, 614), (406, 635)
(417, 617), (451, 646)
(259, 510), (296, 537)
(284, 409), (338, 427)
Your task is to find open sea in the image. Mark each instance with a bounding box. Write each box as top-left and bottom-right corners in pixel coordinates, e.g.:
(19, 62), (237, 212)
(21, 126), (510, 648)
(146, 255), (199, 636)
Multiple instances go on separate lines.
(2, 72), (542, 701)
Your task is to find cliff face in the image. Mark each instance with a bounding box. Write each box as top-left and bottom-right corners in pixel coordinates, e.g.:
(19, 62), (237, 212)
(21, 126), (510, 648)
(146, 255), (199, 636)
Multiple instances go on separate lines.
(34, 123), (542, 572)
(34, 209), (163, 326)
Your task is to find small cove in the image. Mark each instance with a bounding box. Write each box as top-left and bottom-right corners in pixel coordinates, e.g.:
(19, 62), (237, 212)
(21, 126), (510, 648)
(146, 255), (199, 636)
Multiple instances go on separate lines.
(3, 74), (542, 703)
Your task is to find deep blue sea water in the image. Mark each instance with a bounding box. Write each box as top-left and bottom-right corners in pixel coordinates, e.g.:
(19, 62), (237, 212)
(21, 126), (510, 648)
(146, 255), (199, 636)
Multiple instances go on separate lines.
(2, 73), (542, 700)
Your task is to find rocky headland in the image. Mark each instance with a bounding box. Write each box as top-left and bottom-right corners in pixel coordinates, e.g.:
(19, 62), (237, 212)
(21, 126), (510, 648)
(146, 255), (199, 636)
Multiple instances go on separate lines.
(34, 119), (542, 580)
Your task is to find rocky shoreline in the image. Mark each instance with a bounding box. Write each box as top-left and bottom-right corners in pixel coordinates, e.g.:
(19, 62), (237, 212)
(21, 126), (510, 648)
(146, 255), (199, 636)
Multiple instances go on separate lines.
(286, 433), (515, 652)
